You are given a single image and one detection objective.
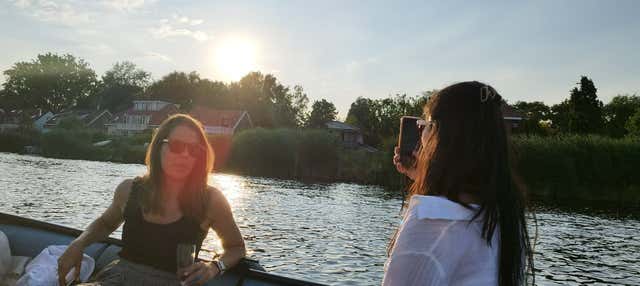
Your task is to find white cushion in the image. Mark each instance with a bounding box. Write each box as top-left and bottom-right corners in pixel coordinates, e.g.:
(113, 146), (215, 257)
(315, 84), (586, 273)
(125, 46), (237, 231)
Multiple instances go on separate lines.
(0, 231), (12, 276)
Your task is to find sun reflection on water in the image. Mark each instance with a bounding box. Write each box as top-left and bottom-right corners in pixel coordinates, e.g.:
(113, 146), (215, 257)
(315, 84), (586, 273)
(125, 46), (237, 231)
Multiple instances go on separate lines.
(200, 173), (251, 259)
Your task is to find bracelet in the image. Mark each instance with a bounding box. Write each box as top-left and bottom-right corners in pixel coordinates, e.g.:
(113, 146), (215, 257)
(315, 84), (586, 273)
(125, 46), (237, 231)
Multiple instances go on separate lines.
(213, 259), (226, 276)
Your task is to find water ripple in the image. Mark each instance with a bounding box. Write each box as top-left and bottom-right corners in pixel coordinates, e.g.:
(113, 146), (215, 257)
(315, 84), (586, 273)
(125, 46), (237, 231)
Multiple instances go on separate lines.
(1, 152), (638, 285)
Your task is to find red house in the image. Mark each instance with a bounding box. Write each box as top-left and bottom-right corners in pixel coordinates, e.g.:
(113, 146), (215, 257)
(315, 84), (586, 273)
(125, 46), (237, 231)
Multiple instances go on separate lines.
(189, 107), (253, 170)
(106, 100), (179, 136)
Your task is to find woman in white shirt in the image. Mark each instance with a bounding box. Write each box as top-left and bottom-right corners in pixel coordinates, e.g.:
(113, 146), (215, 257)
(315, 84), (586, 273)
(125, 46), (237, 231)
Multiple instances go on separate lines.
(384, 81), (535, 286)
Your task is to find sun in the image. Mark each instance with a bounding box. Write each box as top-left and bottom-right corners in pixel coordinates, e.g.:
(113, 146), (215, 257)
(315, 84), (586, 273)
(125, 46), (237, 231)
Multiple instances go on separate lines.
(214, 37), (257, 82)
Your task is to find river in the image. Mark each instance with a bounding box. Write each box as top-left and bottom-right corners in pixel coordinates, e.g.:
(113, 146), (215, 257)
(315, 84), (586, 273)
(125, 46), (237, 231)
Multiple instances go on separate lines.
(0, 153), (638, 285)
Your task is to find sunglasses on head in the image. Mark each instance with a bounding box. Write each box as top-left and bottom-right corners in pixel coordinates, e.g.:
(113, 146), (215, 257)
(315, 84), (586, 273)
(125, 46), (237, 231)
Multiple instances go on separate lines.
(161, 139), (204, 158)
(416, 119), (435, 132)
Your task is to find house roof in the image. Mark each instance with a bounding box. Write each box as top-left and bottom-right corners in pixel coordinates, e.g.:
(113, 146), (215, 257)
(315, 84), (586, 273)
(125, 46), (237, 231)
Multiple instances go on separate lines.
(85, 110), (113, 126)
(501, 104), (524, 120)
(109, 104), (179, 125)
(44, 109), (112, 127)
(189, 106), (251, 129)
(325, 121), (360, 131)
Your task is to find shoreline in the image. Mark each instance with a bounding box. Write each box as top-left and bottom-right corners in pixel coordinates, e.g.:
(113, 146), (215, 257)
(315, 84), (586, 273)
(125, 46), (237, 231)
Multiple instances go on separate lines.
(2, 151), (639, 209)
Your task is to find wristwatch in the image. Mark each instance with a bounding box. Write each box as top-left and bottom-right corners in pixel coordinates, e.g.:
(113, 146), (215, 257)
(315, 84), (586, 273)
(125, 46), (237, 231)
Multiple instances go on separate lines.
(213, 259), (227, 276)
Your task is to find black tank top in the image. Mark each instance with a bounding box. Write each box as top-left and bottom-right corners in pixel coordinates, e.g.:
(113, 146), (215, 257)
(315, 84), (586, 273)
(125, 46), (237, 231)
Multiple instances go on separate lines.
(119, 179), (208, 273)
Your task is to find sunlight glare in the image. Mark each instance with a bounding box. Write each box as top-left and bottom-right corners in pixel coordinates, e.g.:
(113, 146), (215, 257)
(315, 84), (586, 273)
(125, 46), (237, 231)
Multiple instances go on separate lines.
(214, 37), (257, 82)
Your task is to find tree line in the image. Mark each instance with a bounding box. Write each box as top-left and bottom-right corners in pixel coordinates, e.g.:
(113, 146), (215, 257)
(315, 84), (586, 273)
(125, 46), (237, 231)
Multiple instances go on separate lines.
(513, 77), (640, 138)
(344, 76), (640, 150)
(2, 53), (638, 142)
(0, 53), (338, 129)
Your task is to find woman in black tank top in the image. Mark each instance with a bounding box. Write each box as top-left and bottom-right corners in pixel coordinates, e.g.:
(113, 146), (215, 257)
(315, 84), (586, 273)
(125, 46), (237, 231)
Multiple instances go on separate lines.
(118, 178), (208, 273)
(57, 114), (246, 286)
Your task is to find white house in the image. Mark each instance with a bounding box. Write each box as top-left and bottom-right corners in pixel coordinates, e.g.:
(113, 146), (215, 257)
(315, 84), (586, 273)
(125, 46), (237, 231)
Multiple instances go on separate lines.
(106, 100), (179, 136)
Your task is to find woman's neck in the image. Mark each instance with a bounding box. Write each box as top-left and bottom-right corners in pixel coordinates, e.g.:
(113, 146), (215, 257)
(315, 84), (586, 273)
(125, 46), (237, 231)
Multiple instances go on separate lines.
(160, 177), (185, 202)
(458, 192), (481, 205)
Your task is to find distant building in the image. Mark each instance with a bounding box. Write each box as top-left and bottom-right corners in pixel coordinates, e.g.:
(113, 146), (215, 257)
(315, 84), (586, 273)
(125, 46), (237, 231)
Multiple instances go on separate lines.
(106, 100), (178, 136)
(0, 109), (21, 133)
(33, 111), (54, 131)
(325, 121), (364, 147)
(189, 106), (253, 169)
(43, 109), (113, 133)
(501, 104), (524, 131)
(0, 109), (54, 133)
(325, 120), (377, 152)
(189, 107), (253, 136)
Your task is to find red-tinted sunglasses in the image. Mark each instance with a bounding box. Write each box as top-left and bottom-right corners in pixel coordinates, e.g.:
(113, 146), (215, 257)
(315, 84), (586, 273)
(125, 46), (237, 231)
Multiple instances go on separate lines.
(161, 139), (204, 158)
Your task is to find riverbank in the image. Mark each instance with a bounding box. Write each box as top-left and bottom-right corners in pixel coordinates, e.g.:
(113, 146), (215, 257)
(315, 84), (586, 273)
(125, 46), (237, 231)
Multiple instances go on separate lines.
(1, 128), (639, 205)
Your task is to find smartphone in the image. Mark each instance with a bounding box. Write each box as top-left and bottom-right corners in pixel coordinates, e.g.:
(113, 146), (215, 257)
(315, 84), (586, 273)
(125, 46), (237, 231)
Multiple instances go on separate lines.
(398, 116), (423, 167)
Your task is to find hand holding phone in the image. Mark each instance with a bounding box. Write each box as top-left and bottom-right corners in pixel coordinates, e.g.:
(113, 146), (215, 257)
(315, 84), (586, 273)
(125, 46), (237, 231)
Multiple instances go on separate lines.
(395, 116), (425, 180)
(393, 146), (418, 180)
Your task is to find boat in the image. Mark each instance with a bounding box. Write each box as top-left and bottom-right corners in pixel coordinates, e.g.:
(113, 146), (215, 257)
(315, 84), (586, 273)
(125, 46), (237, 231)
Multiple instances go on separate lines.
(0, 212), (326, 286)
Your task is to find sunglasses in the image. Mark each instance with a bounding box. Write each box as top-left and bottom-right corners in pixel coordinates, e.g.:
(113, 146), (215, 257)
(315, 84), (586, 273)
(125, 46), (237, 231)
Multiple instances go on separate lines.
(416, 119), (435, 133)
(161, 139), (204, 158)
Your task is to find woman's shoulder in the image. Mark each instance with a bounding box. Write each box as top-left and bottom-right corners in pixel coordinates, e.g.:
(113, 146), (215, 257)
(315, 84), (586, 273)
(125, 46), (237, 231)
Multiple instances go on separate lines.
(202, 186), (231, 224)
(204, 185), (227, 205)
(113, 177), (141, 207)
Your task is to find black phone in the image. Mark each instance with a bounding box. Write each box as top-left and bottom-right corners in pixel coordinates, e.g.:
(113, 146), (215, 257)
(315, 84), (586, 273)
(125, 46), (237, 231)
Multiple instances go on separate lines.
(398, 116), (423, 167)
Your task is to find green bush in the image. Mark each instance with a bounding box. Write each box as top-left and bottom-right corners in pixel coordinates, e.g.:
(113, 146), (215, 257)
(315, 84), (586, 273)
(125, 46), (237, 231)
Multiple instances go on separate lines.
(41, 129), (110, 161)
(228, 128), (341, 180)
(513, 135), (640, 202)
(229, 129), (640, 203)
(0, 129), (40, 153)
(626, 108), (640, 137)
(107, 137), (147, 164)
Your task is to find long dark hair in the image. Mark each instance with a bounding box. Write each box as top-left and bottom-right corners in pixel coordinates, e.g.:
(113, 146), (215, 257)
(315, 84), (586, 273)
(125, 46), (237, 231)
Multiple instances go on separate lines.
(139, 113), (215, 223)
(390, 81), (535, 285)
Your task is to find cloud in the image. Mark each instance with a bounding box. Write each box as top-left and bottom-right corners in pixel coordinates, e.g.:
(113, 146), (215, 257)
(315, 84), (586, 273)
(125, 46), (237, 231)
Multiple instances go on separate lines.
(172, 14), (203, 26)
(143, 52), (173, 63)
(150, 24), (209, 42)
(102, 0), (155, 11)
(9, 0), (155, 26)
(10, 0), (94, 26)
(150, 14), (209, 42)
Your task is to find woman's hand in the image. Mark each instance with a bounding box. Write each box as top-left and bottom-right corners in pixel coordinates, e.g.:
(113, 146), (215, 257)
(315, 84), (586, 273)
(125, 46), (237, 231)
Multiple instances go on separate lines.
(178, 261), (219, 286)
(393, 146), (418, 181)
(57, 243), (83, 286)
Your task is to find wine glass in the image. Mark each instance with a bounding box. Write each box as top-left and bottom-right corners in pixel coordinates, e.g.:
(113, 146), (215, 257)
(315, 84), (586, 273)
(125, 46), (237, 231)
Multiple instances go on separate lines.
(176, 244), (196, 281)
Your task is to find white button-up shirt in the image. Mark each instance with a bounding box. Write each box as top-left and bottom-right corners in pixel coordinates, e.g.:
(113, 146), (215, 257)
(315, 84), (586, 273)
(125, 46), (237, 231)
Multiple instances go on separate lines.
(383, 195), (499, 286)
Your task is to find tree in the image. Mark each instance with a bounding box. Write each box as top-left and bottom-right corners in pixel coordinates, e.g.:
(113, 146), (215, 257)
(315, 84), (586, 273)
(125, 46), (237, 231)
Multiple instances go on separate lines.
(345, 91), (433, 147)
(228, 72), (309, 128)
(551, 100), (571, 132)
(291, 85), (310, 127)
(192, 79), (229, 109)
(626, 108), (640, 137)
(2, 53), (98, 112)
(103, 61), (151, 88)
(272, 85), (309, 128)
(346, 97), (379, 144)
(143, 70), (308, 128)
(230, 72), (279, 127)
(145, 71), (201, 110)
(306, 99), (337, 128)
(513, 101), (551, 135)
(567, 76), (604, 134)
(603, 94), (640, 138)
(0, 89), (10, 109)
(99, 61), (151, 112)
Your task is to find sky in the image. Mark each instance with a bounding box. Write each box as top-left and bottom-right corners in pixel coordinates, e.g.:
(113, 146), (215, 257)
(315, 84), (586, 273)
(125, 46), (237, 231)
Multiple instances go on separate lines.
(1, 0), (639, 118)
